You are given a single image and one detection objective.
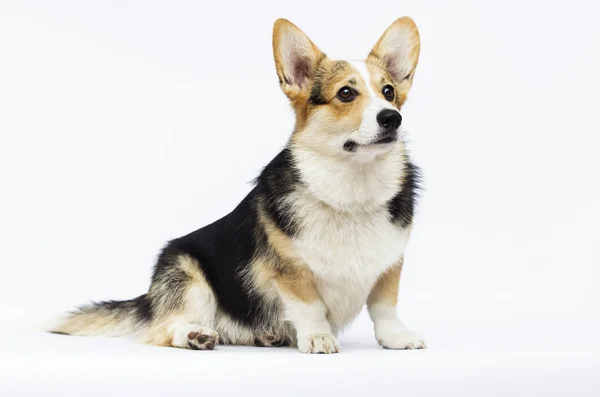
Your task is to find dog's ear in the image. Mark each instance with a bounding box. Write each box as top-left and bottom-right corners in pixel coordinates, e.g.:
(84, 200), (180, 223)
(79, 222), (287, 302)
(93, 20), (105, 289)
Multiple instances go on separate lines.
(273, 19), (325, 100)
(369, 17), (420, 83)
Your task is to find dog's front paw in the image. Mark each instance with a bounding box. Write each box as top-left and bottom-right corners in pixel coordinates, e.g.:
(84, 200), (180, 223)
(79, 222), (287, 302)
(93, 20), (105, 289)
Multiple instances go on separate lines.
(377, 328), (426, 350)
(297, 333), (340, 354)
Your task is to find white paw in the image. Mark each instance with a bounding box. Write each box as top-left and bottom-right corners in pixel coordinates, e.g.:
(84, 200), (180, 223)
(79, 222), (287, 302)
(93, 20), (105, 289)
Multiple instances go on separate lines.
(297, 333), (340, 354)
(377, 328), (426, 350)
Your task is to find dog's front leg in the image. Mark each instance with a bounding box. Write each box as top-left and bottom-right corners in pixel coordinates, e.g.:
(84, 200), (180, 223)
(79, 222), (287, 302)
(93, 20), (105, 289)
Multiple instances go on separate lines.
(274, 267), (340, 354)
(367, 256), (426, 349)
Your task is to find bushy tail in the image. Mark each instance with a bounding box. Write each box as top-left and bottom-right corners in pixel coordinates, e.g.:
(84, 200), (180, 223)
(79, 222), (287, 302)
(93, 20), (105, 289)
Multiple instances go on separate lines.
(49, 295), (147, 337)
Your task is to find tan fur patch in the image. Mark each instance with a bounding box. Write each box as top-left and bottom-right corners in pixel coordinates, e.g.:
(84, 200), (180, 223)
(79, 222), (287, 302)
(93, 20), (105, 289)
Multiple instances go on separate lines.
(259, 208), (299, 262)
(273, 263), (320, 303)
(178, 254), (208, 285)
(367, 256), (404, 307)
(256, 205), (320, 304)
(247, 257), (278, 296)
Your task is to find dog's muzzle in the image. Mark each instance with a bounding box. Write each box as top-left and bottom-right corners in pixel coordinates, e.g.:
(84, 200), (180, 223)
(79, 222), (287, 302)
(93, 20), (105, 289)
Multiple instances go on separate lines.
(343, 109), (402, 152)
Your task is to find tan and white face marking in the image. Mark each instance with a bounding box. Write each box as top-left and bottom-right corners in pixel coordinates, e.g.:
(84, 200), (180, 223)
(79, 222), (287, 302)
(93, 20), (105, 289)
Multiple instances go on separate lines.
(346, 60), (401, 155)
(272, 17), (420, 162)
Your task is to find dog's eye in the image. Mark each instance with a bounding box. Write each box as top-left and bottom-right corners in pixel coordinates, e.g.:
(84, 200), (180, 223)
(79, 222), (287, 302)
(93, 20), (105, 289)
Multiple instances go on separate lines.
(382, 85), (395, 101)
(336, 86), (357, 102)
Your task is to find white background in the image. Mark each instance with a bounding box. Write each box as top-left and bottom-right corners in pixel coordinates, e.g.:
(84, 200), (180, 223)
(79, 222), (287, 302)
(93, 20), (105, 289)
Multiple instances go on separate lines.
(1, 0), (599, 396)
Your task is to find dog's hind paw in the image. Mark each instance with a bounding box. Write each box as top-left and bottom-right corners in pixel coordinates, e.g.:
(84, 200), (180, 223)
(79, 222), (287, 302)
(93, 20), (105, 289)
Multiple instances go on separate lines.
(171, 323), (219, 350)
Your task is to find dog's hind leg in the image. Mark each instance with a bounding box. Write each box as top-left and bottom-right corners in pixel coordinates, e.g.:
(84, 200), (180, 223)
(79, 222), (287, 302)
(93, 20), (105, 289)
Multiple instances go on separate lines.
(140, 253), (220, 350)
(145, 318), (219, 350)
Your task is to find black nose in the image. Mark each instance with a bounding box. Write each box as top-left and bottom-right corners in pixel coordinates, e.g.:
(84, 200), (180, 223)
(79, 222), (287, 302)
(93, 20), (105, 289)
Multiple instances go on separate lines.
(376, 109), (402, 130)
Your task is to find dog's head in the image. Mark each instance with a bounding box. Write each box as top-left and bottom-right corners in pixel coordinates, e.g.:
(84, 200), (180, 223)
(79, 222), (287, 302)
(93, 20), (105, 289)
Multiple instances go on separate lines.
(273, 17), (420, 162)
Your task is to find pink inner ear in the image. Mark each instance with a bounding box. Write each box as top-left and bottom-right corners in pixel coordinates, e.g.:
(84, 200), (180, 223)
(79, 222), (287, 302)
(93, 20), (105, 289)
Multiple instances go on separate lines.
(291, 52), (311, 87)
(383, 55), (401, 81)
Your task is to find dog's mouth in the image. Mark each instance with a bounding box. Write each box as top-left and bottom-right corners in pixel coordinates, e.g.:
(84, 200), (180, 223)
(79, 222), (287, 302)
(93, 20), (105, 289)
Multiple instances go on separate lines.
(372, 136), (396, 145)
(343, 135), (397, 153)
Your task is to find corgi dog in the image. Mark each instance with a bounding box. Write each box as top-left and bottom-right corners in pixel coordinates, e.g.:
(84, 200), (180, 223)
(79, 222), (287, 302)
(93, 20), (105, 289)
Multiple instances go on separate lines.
(50, 17), (425, 353)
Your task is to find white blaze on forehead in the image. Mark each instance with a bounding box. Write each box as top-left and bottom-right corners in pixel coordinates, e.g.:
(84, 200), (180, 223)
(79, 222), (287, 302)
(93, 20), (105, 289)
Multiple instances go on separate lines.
(349, 60), (376, 97)
(348, 60), (395, 111)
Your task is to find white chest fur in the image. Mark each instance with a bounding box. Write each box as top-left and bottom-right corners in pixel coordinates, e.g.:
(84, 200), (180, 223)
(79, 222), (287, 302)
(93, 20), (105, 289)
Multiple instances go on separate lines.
(289, 189), (410, 333)
(288, 143), (411, 333)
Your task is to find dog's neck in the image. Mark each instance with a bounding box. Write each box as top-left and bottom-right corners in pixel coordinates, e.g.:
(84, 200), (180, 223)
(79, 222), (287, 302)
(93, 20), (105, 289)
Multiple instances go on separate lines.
(290, 142), (406, 214)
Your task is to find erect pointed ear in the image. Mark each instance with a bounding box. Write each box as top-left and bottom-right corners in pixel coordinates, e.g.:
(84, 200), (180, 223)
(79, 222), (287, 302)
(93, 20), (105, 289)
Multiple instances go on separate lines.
(369, 17), (420, 82)
(273, 19), (325, 99)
